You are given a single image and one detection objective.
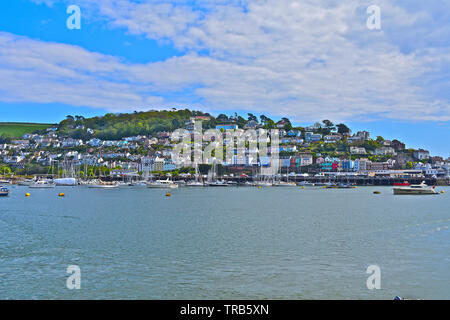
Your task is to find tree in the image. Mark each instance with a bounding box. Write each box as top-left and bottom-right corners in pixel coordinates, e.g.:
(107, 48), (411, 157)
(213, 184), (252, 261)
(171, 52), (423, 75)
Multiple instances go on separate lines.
(336, 123), (351, 135)
(0, 134), (11, 144)
(376, 136), (384, 143)
(263, 119), (275, 129)
(247, 113), (258, 122)
(236, 116), (247, 128)
(260, 115), (268, 124)
(283, 123), (293, 131)
(281, 117), (291, 124)
(0, 165), (11, 175)
(321, 120), (335, 134)
(217, 114), (229, 122)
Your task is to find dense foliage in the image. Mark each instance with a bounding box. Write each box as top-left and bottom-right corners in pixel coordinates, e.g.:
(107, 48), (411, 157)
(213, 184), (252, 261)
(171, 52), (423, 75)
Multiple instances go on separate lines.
(58, 109), (204, 140)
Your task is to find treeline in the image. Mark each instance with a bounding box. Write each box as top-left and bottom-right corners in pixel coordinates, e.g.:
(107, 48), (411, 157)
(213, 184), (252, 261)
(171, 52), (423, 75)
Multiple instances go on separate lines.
(57, 108), (356, 143)
(58, 109), (210, 140)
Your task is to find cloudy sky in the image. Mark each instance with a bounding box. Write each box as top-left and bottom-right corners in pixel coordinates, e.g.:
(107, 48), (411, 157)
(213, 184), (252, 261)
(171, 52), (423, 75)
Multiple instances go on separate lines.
(0, 0), (449, 156)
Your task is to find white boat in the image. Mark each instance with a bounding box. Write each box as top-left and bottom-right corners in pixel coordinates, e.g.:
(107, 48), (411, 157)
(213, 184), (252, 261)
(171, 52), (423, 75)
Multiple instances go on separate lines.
(54, 178), (77, 186)
(88, 183), (119, 189)
(18, 179), (35, 186)
(129, 181), (148, 187)
(186, 163), (204, 186)
(86, 148), (119, 188)
(87, 179), (119, 188)
(0, 179), (11, 184)
(297, 181), (315, 186)
(206, 180), (229, 187)
(147, 179), (179, 189)
(254, 181), (273, 187)
(393, 181), (438, 195)
(274, 181), (297, 187)
(29, 180), (56, 188)
(0, 186), (9, 197)
(185, 181), (204, 187)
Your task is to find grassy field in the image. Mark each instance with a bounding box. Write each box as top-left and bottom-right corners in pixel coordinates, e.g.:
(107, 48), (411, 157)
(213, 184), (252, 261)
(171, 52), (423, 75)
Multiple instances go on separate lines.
(0, 122), (54, 138)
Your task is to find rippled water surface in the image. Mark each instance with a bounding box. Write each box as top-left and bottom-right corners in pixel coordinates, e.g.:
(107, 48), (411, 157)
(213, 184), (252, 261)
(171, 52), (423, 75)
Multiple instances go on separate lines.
(0, 185), (449, 299)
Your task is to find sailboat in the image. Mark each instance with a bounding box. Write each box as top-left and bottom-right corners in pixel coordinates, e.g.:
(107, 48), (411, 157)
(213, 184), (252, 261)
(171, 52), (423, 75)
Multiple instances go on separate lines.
(186, 163), (204, 187)
(205, 160), (229, 186)
(254, 162), (273, 187)
(29, 179), (56, 188)
(29, 160), (56, 188)
(88, 149), (118, 188)
(54, 156), (77, 186)
(274, 162), (296, 187)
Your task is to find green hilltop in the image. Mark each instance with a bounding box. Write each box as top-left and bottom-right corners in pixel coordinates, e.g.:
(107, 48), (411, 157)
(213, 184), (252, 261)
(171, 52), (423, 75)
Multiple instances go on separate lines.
(57, 109), (215, 140)
(0, 122), (54, 139)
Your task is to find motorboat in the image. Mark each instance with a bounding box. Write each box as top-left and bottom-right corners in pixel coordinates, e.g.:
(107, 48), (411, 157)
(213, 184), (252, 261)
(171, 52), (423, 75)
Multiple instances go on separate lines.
(206, 180), (229, 187)
(87, 179), (119, 188)
(297, 181), (315, 186)
(185, 181), (204, 187)
(254, 181), (273, 187)
(393, 181), (438, 195)
(394, 181), (410, 186)
(129, 181), (148, 187)
(18, 179), (35, 186)
(0, 186), (9, 197)
(29, 180), (56, 188)
(147, 179), (179, 189)
(274, 181), (297, 187)
(88, 182), (119, 188)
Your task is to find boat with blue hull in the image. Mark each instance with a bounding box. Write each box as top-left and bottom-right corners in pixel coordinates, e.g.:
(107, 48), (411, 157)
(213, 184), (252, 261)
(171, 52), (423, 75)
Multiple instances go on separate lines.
(0, 186), (9, 197)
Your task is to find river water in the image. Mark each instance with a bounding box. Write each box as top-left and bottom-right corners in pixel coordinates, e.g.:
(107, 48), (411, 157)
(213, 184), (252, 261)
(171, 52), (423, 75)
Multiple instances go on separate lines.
(0, 185), (449, 299)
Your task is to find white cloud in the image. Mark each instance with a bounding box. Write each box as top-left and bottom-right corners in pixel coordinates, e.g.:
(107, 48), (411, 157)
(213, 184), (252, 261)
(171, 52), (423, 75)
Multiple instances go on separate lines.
(2, 0), (450, 121)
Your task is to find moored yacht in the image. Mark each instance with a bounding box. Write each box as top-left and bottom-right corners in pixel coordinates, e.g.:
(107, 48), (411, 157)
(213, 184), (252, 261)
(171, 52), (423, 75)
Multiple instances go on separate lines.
(274, 181), (297, 187)
(29, 180), (56, 188)
(147, 179), (179, 189)
(18, 179), (35, 186)
(297, 181), (315, 186)
(185, 180), (204, 187)
(393, 181), (438, 195)
(205, 180), (229, 187)
(87, 180), (119, 188)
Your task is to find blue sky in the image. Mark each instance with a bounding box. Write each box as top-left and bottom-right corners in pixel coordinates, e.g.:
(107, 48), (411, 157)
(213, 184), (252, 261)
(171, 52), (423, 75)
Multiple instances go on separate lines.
(0, 0), (449, 157)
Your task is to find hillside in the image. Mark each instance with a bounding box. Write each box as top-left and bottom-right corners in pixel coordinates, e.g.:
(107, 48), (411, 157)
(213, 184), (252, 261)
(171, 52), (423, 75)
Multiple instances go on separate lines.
(0, 122), (53, 138)
(57, 109), (215, 140)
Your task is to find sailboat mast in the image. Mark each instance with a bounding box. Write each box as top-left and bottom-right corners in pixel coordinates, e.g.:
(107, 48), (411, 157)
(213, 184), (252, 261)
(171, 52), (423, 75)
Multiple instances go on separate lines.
(98, 148), (102, 180)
